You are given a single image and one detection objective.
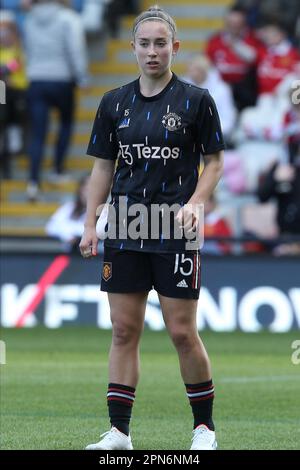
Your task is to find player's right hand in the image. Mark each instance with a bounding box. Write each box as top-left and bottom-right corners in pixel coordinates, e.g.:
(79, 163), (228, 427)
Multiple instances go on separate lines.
(79, 227), (98, 258)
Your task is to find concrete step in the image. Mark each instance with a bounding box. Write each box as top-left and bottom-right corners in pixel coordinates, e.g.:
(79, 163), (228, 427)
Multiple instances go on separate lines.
(79, 94), (103, 110)
(1, 180), (78, 202)
(74, 108), (99, 122)
(122, 15), (224, 30)
(13, 155), (93, 171)
(0, 225), (47, 236)
(120, 27), (218, 41)
(44, 142), (90, 157)
(1, 215), (49, 227)
(4, 192), (73, 204)
(140, 4), (228, 18)
(90, 62), (139, 74)
(1, 202), (60, 217)
(87, 33), (108, 62)
(46, 132), (90, 146)
(50, 120), (93, 134)
(78, 85), (112, 98)
(86, 73), (136, 86)
(9, 167), (91, 181)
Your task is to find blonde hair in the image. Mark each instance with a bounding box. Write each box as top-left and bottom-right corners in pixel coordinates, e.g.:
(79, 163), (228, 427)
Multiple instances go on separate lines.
(132, 5), (177, 40)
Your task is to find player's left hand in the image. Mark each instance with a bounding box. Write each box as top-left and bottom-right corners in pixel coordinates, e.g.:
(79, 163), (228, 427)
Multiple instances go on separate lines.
(175, 204), (200, 233)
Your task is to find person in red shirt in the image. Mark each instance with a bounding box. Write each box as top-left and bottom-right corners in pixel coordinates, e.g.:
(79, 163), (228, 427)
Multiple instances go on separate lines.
(206, 6), (261, 110)
(256, 21), (300, 96)
(203, 194), (232, 254)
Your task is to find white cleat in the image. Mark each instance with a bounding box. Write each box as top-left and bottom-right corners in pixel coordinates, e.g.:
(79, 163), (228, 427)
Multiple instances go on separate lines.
(85, 426), (133, 450)
(190, 424), (217, 450)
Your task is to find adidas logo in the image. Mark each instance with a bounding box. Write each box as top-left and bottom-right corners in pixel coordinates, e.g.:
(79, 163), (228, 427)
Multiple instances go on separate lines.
(176, 279), (188, 288)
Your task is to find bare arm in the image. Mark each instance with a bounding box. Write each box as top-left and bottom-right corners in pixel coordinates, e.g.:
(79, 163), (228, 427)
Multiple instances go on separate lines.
(190, 150), (224, 205)
(79, 158), (115, 256)
(176, 150), (224, 231)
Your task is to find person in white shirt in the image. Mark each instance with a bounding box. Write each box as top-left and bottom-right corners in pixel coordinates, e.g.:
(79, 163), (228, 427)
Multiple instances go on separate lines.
(46, 174), (89, 251)
(182, 54), (237, 144)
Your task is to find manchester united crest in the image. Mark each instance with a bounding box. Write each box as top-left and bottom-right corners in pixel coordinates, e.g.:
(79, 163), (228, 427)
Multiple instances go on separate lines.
(102, 262), (112, 281)
(162, 112), (182, 131)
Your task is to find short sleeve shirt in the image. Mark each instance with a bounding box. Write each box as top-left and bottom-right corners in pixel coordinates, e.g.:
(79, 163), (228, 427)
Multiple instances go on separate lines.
(87, 73), (225, 253)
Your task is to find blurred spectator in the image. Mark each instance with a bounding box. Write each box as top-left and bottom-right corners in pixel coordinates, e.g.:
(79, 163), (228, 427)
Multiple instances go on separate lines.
(240, 200), (275, 253)
(182, 54), (237, 144)
(202, 194), (233, 254)
(222, 150), (247, 194)
(283, 87), (300, 164)
(45, 174), (89, 251)
(80, 0), (107, 34)
(296, 16), (300, 49)
(242, 82), (300, 247)
(235, 85), (289, 190)
(23, 0), (89, 200)
(275, 61), (300, 113)
(1, 0), (113, 33)
(0, 0), (32, 31)
(237, 0), (300, 43)
(206, 5), (262, 110)
(104, 0), (139, 38)
(236, 47), (300, 192)
(257, 157), (300, 255)
(256, 21), (300, 96)
(234, 0), (260, 29)
(0, 10), (27, 178)
(71, 0), (84, 11)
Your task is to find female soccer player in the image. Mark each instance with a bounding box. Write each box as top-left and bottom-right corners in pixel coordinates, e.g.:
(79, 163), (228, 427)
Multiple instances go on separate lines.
(80, 5), (224, 450)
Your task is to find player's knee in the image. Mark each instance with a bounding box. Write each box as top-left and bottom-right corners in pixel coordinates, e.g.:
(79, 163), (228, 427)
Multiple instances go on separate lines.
(170, 330), (197, 353)
(111, 321), (140, 347)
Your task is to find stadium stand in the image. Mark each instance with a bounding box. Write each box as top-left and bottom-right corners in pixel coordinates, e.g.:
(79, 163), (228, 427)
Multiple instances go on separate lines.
(1, 0), (299, 254)
(1, 0), (233, 238)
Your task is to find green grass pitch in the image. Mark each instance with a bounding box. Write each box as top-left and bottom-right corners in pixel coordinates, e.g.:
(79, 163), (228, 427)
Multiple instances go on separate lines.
(0, 327), (299, 450)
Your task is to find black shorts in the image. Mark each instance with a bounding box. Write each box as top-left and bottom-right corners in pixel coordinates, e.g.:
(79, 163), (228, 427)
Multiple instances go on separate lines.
(100, 246), (201, 299)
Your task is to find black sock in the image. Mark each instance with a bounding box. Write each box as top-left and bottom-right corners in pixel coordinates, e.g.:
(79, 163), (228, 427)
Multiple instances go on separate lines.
(107, 383), (136, 436)
(185, 379), (215, 431)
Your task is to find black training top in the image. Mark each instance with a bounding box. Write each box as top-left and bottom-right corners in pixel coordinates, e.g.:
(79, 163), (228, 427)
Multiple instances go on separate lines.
(87, 73), (225, 253)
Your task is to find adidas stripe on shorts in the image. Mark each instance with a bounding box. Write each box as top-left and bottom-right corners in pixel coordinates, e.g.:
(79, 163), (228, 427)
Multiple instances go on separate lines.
(100, 246), (201, 300)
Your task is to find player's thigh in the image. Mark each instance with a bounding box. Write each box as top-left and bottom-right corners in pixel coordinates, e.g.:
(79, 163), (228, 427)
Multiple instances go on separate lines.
(158, 293), (198, 336)
(108, 291), (148, 335)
